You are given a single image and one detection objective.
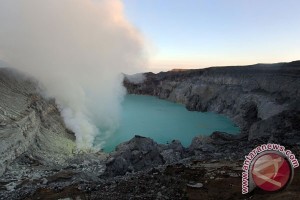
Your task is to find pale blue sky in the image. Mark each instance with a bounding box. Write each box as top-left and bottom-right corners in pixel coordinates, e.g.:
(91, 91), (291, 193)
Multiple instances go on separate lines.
(123, 0), (300, 71)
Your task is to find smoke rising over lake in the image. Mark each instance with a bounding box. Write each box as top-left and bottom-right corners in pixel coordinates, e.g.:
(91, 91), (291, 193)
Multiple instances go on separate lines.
(0, 0), (147, 149)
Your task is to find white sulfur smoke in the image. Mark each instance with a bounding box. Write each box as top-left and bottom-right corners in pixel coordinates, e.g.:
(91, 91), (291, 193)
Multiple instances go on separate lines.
(124, 73), (146, 84)
(0, 0), (147, 150)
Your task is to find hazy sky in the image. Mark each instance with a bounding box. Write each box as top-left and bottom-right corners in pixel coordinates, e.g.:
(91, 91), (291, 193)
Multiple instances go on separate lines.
(123, 0), (300, 71)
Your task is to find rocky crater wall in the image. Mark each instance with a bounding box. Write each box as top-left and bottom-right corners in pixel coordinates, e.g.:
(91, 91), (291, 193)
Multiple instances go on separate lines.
(124, 61), (300, 144)
(0, 68), (76, 176)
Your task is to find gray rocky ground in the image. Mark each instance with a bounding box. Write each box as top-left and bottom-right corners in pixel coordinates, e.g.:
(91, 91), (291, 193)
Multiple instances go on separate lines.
(0, 61), (299, 199)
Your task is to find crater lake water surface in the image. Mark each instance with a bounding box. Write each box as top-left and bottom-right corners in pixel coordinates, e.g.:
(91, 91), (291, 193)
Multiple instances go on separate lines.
(96, 95), (239, 152)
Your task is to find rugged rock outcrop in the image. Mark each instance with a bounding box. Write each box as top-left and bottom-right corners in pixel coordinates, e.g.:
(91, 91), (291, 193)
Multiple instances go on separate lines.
(104, 135), (187, 176)
(102, 130), (268, 177)
(124, 61), (300, 144)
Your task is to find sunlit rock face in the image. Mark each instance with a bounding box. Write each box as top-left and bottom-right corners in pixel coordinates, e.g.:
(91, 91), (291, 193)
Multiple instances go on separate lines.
(0, 68), (76, 176)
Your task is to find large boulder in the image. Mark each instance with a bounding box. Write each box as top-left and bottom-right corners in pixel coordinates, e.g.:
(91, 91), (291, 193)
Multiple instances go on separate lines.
(189, 135), (216, 153)
(104, 136), (189, 176)
(104, 135), (165, 176)
(160, 140), (185, 164)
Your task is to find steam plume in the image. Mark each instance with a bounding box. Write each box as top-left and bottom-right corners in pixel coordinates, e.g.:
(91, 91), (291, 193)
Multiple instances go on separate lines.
(0, 0), (146, 149)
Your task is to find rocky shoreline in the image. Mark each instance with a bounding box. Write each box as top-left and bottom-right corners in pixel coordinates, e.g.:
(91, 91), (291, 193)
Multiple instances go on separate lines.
(1, 134), (300, 199)
(0, 61), (300, 199)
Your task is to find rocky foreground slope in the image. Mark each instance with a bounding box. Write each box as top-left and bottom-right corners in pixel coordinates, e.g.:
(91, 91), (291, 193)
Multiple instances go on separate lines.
(0, 62), (299, 199)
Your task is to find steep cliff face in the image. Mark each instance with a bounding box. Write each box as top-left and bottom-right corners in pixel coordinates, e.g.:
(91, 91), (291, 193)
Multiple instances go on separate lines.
(0, 68), (76, 176)
(124, 61), (300, 144)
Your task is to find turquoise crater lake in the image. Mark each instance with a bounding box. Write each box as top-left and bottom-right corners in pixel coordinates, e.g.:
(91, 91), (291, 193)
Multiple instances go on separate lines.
(96, 95), (240, 152)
